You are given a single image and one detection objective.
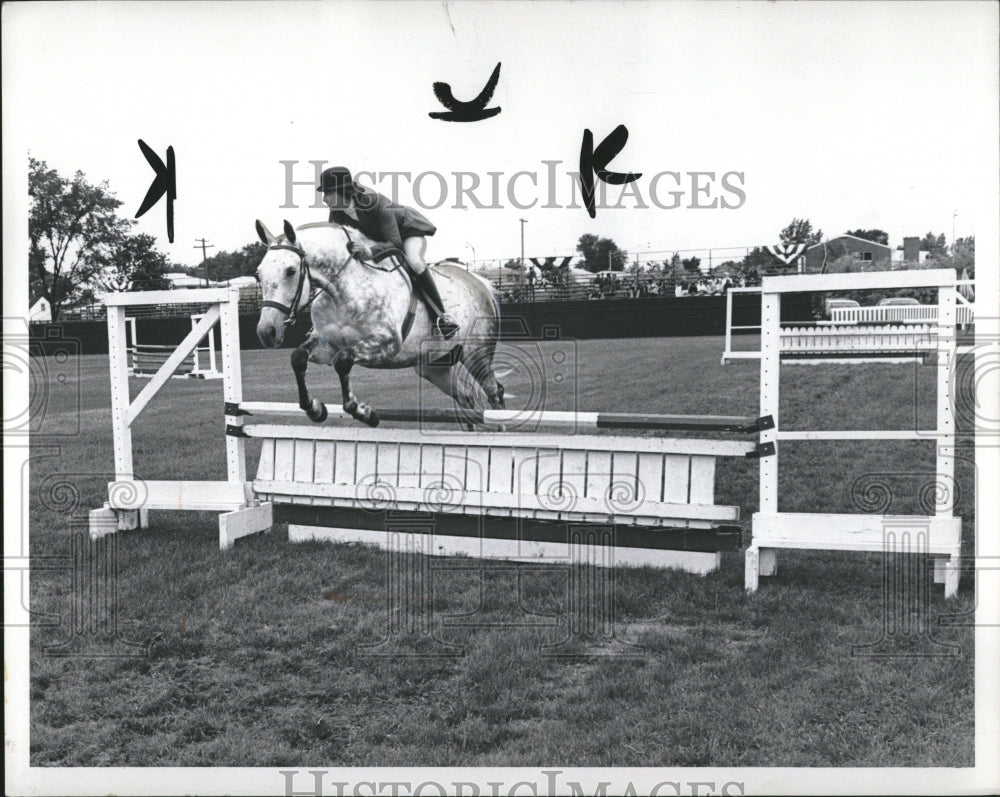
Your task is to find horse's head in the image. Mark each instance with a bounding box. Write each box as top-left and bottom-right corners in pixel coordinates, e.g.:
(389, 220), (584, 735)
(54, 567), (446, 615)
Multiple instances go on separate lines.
(254, 219), (311, 347)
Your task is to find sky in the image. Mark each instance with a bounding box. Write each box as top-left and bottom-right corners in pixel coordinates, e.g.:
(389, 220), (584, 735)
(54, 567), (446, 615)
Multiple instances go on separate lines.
(3, 1), (999, 270)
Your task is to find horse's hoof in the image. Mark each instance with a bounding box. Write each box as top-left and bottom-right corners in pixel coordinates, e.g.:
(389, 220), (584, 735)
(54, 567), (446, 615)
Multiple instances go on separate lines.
(359, 406), (380, 427)
(307, 399), (328, 423)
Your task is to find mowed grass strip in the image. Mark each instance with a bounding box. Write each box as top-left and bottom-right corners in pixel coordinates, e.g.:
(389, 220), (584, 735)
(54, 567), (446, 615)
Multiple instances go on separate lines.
(29, 336), (975, 766)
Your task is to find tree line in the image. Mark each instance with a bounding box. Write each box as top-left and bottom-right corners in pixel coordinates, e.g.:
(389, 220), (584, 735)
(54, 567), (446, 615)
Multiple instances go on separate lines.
(29, 157), (975, 320)
(29, 159), (265, 321)
(566, 220), (974, 286)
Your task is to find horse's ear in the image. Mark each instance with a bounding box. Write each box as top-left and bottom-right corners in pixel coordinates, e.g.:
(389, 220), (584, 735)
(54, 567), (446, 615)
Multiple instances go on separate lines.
(256, 220), (275, 245)
(283, 220), (297, 244)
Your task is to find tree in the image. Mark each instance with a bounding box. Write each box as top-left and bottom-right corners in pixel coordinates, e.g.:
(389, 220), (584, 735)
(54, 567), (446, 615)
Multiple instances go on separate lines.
(29, 158), (126, 320)
(951, 235), (975, 274)
(681, 256), (701, 273)
(920, 231), (948, 257)
(94, 232), (173, 292)
(661, 253), (684, 285)
(200, 242), (268, 282)
(575, 234), (627, 272)
(931, 235), (975, 277)
(739, 246), (782, 280)
(845, 229), (889, 245)
(779, 218), (823, 248)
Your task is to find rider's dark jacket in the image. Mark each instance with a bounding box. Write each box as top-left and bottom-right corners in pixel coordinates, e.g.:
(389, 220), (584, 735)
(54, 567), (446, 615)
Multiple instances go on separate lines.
(328, 187), (436, 259)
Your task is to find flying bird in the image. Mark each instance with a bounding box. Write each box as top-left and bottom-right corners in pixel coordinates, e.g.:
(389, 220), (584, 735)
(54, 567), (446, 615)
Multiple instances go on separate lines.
(429, 62), (502, 122)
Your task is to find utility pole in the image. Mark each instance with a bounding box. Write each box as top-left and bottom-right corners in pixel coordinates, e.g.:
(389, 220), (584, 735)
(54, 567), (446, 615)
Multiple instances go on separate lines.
(194, 238), (215, 286)
(952, 211), (957, 253)
(519, 218), (527, 272)
(465, 242), (475, 272)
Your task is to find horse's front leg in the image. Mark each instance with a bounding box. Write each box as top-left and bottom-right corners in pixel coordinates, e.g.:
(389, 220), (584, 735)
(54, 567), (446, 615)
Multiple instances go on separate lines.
(335, 334), (402, 428)
(291, 335), (329, 423)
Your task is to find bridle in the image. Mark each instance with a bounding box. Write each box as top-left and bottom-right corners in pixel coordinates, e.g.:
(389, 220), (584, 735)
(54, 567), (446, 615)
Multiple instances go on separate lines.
(259, 243), (314, 327)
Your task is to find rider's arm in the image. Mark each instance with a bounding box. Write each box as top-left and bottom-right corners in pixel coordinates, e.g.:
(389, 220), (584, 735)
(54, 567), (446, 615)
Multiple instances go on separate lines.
(368, 203), (404, 258)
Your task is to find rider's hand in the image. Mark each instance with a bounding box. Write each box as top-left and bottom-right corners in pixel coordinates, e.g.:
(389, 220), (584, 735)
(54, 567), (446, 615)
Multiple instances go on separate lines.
(347, 241), (371, 260)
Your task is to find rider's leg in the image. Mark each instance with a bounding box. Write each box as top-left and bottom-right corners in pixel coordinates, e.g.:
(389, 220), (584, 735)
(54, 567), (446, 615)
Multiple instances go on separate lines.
(403, 236), (459, 338)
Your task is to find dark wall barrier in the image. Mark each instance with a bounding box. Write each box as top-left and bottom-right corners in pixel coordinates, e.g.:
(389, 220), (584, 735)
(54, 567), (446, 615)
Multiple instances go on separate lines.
(28, 293), (811, 355)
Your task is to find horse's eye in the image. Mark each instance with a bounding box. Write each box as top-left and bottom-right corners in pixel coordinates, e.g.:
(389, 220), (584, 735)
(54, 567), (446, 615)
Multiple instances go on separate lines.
(285, 267), (296, 278)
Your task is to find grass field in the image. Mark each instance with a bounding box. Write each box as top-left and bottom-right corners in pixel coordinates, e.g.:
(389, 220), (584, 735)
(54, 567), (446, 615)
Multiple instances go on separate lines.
(28, 335), (976, 767)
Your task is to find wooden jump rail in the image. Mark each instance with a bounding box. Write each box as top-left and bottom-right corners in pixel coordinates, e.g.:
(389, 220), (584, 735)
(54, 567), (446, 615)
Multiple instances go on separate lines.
(229, 401), (773, 434)
(126, 313), (223, 380)
(220, 420), (762, 572)
(132, 344), (195, 376)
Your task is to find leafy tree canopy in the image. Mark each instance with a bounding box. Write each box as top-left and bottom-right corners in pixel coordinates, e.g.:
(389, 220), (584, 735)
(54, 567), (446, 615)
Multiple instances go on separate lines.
(845, 229), (889, 245)
(94, 232), (172, 293)
(29, 157), (179, 318)
(930, 235), (975, 276)
(575, 234), (627, 272)
(920, 231), (948, 255)
(29, 157), (125, 319)
(779, 218), (823, 248)
(198, 242), (268, 282)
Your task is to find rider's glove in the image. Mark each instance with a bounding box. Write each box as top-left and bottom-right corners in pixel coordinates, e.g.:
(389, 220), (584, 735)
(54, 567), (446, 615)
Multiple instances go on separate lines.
(347, 241), (372, 261)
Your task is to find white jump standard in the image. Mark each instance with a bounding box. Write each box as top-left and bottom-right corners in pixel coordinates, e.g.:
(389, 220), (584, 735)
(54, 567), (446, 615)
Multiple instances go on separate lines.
(747, 268), (963, 597)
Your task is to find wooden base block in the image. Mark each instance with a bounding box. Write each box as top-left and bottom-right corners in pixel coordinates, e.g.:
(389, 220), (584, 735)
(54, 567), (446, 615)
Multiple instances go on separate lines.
(219, 502), (274, 550)
(288, 524), (723, 574)
(89, 504), (148, 539)
(279, 505), (735, 575)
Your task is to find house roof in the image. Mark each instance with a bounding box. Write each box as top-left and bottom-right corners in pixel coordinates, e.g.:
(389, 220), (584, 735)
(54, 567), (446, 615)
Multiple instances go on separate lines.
(806, 234), (891, 251)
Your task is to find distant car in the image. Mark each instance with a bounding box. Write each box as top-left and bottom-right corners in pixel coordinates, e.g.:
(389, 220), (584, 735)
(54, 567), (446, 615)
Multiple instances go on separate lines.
(877, 297), (920, 306)
(824, 298), (860, 314)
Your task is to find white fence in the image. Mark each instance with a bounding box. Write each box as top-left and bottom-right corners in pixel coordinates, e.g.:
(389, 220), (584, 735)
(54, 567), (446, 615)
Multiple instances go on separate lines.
(722, 278), (975, 364)
(830, 303), (974, 325)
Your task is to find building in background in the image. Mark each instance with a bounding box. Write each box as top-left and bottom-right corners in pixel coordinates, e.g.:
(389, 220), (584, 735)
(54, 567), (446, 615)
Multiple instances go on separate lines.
(29, 297), (51, 321)
(805, 234), (893, 271)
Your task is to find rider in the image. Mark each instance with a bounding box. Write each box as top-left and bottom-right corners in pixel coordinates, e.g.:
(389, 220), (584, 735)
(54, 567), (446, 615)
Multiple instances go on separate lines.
(317, 166), (459, 339)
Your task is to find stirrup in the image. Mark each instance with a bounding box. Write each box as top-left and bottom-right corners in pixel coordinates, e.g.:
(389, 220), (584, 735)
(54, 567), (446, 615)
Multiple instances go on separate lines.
(436, 314), (460, 339)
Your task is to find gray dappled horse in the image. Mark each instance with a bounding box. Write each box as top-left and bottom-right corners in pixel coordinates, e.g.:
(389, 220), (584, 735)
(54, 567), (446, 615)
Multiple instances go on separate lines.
(254, 220), (505, 426)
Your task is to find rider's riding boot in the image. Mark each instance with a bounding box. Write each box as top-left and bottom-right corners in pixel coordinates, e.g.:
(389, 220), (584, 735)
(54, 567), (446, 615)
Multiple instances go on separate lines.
(414, 269), (460, 339)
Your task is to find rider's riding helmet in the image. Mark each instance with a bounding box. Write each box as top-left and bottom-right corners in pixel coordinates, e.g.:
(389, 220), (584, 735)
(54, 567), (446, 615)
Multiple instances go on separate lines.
(317, 166), (354, 196)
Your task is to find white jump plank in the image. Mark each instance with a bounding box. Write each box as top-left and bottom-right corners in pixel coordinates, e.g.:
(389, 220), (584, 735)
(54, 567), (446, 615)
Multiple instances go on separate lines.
(254, 479), (741, 523)
(751, 512), (961, 554)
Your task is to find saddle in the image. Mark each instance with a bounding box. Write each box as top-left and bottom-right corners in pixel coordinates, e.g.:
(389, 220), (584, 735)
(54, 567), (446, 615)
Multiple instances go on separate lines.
(365, 249), (453, 354)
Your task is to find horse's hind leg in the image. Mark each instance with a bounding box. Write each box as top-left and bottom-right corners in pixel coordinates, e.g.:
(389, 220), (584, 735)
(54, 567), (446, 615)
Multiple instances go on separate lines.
(292, 336), (329, 423)
(414, 361), (478, 411)
(463, 342), (505, 410)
